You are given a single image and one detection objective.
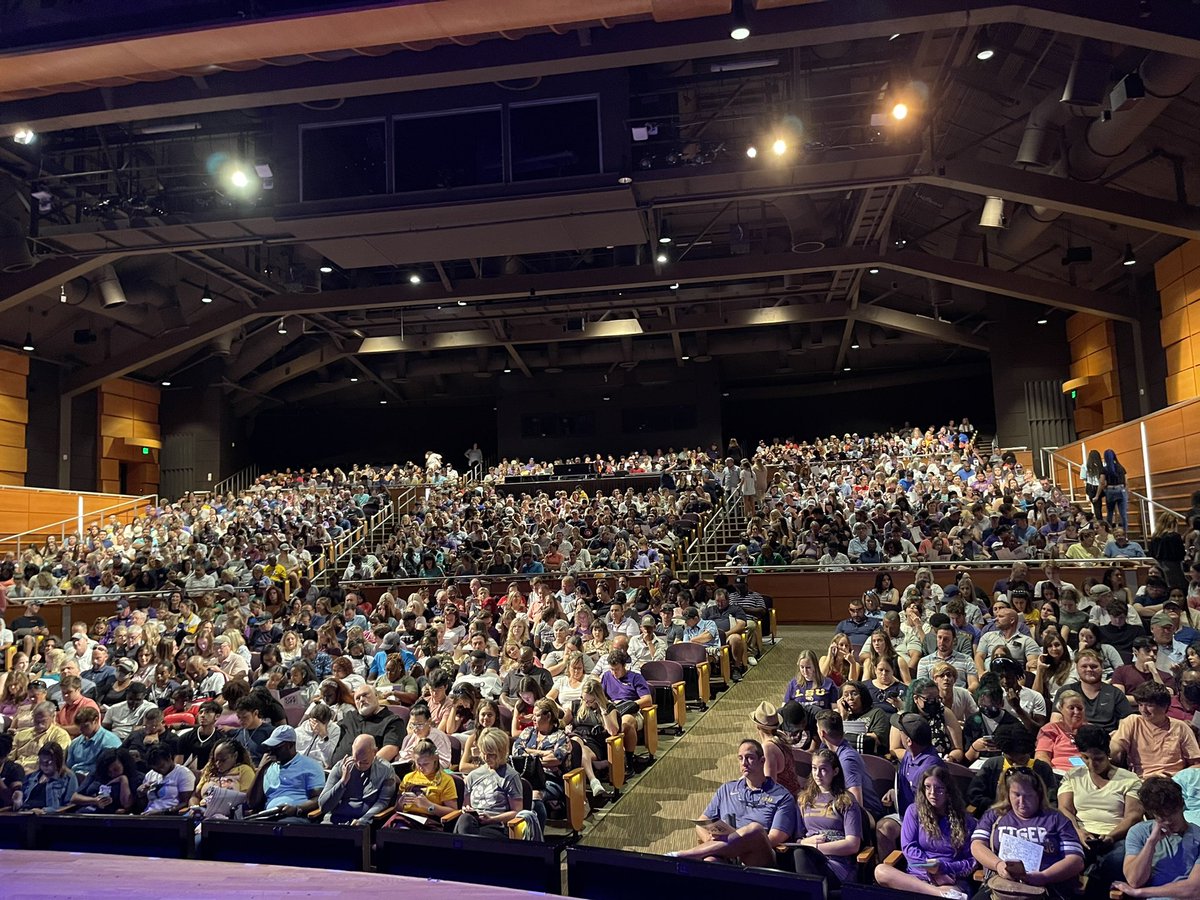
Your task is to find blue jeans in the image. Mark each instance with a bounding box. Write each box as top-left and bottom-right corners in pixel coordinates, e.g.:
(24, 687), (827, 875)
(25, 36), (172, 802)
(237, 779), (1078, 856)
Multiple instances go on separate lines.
(1105, 486), (1128, 531)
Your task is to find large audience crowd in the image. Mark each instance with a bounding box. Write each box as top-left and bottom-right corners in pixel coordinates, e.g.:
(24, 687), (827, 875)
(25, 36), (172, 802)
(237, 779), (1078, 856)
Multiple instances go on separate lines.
(1, 423), (1198, 900)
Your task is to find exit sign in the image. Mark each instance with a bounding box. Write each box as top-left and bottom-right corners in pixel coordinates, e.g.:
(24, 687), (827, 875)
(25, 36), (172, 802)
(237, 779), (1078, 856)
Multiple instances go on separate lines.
(142, 447), (150, 455)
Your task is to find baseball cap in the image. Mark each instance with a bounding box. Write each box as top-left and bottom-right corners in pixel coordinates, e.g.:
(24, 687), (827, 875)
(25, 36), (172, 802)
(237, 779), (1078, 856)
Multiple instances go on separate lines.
(890, 712), (932, 744)
(1163, 599), (1185, 611)
(261, 725), (297, 747)
(1150, 612), (1174, 627)
(989, 656), (1022, 676)
(640, 615), (656, 628)
(117, 657), (138, 674)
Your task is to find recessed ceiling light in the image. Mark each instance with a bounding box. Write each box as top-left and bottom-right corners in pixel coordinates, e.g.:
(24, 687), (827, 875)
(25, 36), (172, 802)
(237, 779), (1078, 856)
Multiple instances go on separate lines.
(746, 145), (758, 158)
(1036, 318), (1049, 325)
(319, 265), (333, 274)
(976, 48), (995, 61)
(670, 283), (679, 290)
(350, 376), (359, 382)
(655, 251), (668, 264)
(843, 366), (852, 372)
(409, 273), (422, 285)
(161, 380), (171, 386)
(457, 300), (467, 306)
(850, 342), (860, 349)
(889, 33), (901, 40)
(503, 368), (512, 373)
(681, 355), (690, 361)
(602, 396), (611, 401)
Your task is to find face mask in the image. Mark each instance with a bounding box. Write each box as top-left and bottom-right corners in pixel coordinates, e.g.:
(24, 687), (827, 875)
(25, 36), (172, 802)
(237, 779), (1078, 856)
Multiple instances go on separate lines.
(1184, 684), (1200, 705)
(979, 704), (1001, 719)
(922, 697), (942, 717)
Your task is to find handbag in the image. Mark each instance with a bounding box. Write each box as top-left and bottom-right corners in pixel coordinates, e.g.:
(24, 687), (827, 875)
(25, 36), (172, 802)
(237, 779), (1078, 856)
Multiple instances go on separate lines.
(614, 700), (641, 718)
(986, 876), (1047, 900)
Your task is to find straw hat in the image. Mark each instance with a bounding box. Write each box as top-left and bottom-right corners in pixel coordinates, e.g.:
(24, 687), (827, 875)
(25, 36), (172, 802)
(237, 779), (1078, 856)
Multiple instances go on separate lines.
(752, 701), (780, 729)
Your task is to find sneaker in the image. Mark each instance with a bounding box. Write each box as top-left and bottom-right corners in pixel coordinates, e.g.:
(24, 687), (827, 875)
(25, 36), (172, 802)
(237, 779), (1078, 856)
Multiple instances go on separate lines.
(938, 891), (968, 900)
(748, 656), (758, 666)
(589, 778), (605, 796)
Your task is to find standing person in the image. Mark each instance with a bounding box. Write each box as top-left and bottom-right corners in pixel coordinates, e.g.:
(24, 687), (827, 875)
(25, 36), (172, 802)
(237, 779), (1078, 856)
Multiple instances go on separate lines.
(875, 766), (978, 898)
(1103, 450), (1129, 532)
(792, 748), (864, 885)
(1115, 776), (1200, 898)
(739, 459), (757, 520)
(669, 739), (797, 867)
(1083, 450), (1105, 524)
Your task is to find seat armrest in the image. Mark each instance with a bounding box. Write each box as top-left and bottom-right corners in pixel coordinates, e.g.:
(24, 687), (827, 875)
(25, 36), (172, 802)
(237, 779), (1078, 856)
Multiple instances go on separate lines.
(857, 847), (875, 865)
(883, 850), (905, 868)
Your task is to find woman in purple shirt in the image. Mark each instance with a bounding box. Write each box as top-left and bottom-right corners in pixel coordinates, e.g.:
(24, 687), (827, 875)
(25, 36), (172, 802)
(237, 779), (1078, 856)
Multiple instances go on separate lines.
(783, 651), (838, 709)
(793, 748), (863, 884)
(876, 765), (977, 896)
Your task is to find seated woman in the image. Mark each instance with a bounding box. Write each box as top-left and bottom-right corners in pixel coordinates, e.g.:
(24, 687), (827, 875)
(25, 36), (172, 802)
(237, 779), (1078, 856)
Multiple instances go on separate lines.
(187, 739), (255, 820)
(71, 747), (139, 814)
(138, 744), (195, 815)
(440, 683), (479, 741)
(875, 765), (977, 898)
(460, 701), (500, 775)
(454, 727), (523, 839)
(867, 655), (907, 713)
(13, 742), (78, 814)
(510, 676), (546, 737)
(835, 680), (890, 756)
(784, 650), (838, 709)
(1036, 690), (1090, 771)
(861, 628), (907, 683)
(564, 678), (619, 798)
(931, 662), (978, 725)
(820, 634), (861, 687)
(962, 674), (1020, 765)
(890, 677), (964, 762)
(305, 678), (356, 722)
(793, 748), (863, 886)
(971, 768), (1085, 900)
(511, 698), (570, 828)
(385, 738), (459, 828)
(1057, 725), (1143, 900)
(1032, 630), (1075, 702)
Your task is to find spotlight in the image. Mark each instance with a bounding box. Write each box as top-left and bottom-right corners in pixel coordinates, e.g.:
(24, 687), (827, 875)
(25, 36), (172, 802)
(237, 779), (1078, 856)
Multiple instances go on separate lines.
(1036, 317), (1049, 325)
(13, 129), (35, 145)
(319, 265), (333, 274)
(979, 196), (1007, 228)
(350, 376), (359, 382)
(772, 138), (787, 156)
(891, 102), (909, 121)
(200, 284), (213, 304)
(277, 317), (287, 335)
(656, 250), (669, 264)
(457, 299), (467, 306)
(503, 368), (512, 374)
(617, 174), (633, 185)
(21, 331), (34, 352)
(380, 397), (388, 405)
(161, 380), (172, 387)
(96, 265), (127, 308)
(59, 284), (67, 304)
(730, 0), (750, 40)
(1123, 243), (1137, 266)
(850, 342), (860, 350)
(976, 48), (995, 61)
(746, 145), (758, 159)
(843, 366), (852, 372)
(408, 273), (422, 285)
(229, 169), (251, 189)
(670, 283), (680, 290)
(681, 355), (690, 361)
(658, 223), (672, 244)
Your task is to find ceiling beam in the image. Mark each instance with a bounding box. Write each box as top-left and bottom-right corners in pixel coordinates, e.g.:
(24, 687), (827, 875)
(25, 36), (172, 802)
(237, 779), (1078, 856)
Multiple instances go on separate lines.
(61, 245), (1123, 394)
(240, 344), (350, 396)
(916, 159), (1200, 240)
(0, 253), (120, 316)
(503, 343), (532, 378)
(854, 305), (989, 351)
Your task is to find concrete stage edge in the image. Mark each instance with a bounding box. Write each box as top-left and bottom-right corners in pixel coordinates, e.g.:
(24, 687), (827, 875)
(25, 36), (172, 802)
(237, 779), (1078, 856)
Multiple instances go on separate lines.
(1, 849), (550, 900)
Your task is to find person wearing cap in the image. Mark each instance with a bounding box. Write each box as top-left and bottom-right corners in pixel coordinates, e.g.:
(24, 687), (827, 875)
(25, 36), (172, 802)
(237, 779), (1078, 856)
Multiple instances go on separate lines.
(669, 738), (797, 866)
(317, 732), (397, 826)
(628, 615), (666, 673)
(752, 701), (802, 797)
(877, 713), (942, 850)
(247, 724), (324, 821)
(1112, 681), (1200, 778)
(966, 722), (1057, 810)
(1134, 576), (1172, 622)
(1147, 611), (1189, 673)
(989, 653), (1048, 730)
(1163, 595), (1200, 646)
(1054, 648), (1133, 732)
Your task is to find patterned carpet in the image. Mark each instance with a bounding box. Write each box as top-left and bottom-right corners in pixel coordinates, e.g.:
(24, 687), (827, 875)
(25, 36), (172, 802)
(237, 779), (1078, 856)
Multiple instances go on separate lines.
(579, 625), (828, 853)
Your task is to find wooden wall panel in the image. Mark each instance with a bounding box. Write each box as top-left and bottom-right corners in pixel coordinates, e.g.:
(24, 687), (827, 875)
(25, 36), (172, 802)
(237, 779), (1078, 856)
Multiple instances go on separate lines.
(0, 349), (29, 486)
(97, 379), (160, 496)
(1159, 240), (1200, 408)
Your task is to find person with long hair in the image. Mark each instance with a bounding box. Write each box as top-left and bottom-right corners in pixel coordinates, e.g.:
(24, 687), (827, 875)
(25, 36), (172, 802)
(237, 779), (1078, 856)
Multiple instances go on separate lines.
(1102, 449), (1128, 531)
(1032, 630), (1075, 701)
(867, 654), (907, 712)
(792, 748), (863, 885)
(971, 768), (1084, 900)
(752, 702), (802, 798)
(874, 572), (900, 611)
(460, 700), (500, 775)
(784, 650), (838, 708)
(1083, 449), (1104, 524)
(1149, 512), (1188, 592)
(891, 677), (963, 762)
(835, 679), (891, 756)
(875, 765), (977, 897)
(14, 741), (78, 813)
(860, 628), (903, 682)
(188, 739), (255, 819)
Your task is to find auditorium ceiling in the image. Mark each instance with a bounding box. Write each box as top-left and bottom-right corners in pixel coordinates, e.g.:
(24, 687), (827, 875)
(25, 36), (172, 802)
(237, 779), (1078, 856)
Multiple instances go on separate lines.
(0, 0), (1198, 410)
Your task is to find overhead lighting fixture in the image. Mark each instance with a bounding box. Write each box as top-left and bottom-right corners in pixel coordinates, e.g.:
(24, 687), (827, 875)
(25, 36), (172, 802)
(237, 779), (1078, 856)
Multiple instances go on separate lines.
(746, 145), (758, 159)
(868, 268), (880, 275)
(729, 0), (750, 40)
(891, 102), (909, 121)
(601, 396), (611, 401)
(161, 380), (172, 387)
(380, 397), (388, 405)
(319, 265), (333, 274)
(979, 196), (1007, 228)
(1036, 317), (1049, 325)
(721, 391), (730, 397)
(21, 331), (34, 352)
(617, 174), (633, 185)
(132, 121), (201, 135)
(277, 317), (287, 335)
(350, 376), (359, 382)
(709, 57), (779, 73)
(59, 284), (67, 304)
(229, 169), (251, 189)
(889, 33), (901, 41)
(503, 368), (512, 374)
(976, 48), (995, 61)
(681, 355), (690, 361)
(96, 265), (127, 308)
(843, 366), (852, 372)
(850, 341), (860, 350)
(587, 318), (644, 338)
(772, 138), (787, 156)
(658, 222), (672, 244)
(408, 273), (422, 285)
(200, 283), (213, 304)
(655, 250), (669, 264)
(1123, 243), (1137, 266)
(457, 299), (467, 306)
(670, 283), (680, 290)
(13, 129), (35, 145)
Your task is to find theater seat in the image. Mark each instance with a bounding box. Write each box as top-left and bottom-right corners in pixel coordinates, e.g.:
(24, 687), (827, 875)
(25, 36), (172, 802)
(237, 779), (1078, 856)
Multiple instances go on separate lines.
(640, 660), (686, 735)
(666, 643), (711, 708)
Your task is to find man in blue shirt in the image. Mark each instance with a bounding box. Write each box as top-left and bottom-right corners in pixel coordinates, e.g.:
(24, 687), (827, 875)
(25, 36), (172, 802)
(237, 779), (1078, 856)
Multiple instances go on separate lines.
(1106, 529), (1146, 559)
(247, 725), (325, 822)
(669, 739), (797, 867)
(816, 710), (883, 820)
(682, 606), (720, 650)
(834, 599), (878, 652)
(65, 707), (121, 780)
(1117, 776), (1200, 898)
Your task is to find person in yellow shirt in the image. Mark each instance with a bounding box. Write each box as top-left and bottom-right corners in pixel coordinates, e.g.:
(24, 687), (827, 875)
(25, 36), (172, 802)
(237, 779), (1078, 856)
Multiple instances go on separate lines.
(13, 701), (71, 772)
(384, 739), (458, 828)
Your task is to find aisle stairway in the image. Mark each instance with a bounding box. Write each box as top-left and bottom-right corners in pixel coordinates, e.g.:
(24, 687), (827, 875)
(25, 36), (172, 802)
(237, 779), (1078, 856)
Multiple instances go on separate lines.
(687, 498), (748, 574)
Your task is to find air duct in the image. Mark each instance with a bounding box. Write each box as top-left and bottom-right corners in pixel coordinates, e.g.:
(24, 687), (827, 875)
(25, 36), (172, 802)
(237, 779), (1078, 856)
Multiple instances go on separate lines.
(999, 51), (1200, 256)
(209, 331), (235, 357)
(96, 265), (127, 308)
(770, 194), (827, 253)
(1060, 39), (1112, 113)
(0, 176), (33, 272)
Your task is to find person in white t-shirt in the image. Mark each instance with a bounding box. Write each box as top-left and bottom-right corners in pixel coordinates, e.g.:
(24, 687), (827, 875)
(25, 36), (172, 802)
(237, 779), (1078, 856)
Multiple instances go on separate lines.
(139, 744), (196, 814)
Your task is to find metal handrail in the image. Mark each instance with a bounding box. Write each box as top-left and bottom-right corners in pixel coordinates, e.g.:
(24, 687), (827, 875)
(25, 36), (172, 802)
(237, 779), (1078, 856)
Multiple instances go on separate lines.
(210, 463), (260, 497)
(0, 493), (158, 558)
(708, 555), (1157, 573)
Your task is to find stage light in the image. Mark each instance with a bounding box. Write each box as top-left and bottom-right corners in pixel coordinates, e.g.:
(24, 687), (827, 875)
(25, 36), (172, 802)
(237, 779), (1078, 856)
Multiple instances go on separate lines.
(891, 102), (908, 121)
(979, 196), (1007, 228)
(350, 376), (359, 382)
(229, 168), (251, 189)
(656, 250), (669, 264)
(730, 0), (750, 40)
(277, 317), (287, 335)
(503, 368), (512, 374)
(1036, 317), (1049, 325)
(161, 380), (172, 386)
(658, 222), (672, 244)
(13, 129), (35, 145)
(21, 331), (34, 352)
(746, 145), (758, 159)
(408, 273), (422, 285)
(772, 138), (787, 156)
(201, 284), (213, 303)
(1123, 243), (1137, 266)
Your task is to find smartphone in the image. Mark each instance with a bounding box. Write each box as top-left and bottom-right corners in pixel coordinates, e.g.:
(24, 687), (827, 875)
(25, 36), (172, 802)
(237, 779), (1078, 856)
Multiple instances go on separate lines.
(910, 860), (938, 870)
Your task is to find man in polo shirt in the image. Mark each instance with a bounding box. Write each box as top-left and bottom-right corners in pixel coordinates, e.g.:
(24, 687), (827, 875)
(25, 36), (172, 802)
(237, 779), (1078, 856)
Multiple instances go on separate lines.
(330, 685), (404, 764)
(816, 710), (883, 821)
(600, 648), (654, 770)
(975, 604), (1039, 675)
(834, 598), (878, 654)
(1116, 776), (1200, 899)
(877, 713), (941, 849)
(66, 706), (121, 780)
(54, 675), (99, 737)
(916, 622), (980, 690)
(669, 739), (797, 867)
(247, 725), (324, 822)
(1055, 648), (1133, 732)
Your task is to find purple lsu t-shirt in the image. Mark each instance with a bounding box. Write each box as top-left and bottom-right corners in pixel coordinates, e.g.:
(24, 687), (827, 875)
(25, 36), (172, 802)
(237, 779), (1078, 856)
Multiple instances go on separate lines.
(972, 807), (1084, 872)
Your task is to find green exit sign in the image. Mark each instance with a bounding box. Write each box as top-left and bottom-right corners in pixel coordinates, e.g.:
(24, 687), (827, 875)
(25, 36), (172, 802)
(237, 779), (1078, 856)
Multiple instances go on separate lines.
(1070, 389), (1077, 400)
(142, 447), (150, 455)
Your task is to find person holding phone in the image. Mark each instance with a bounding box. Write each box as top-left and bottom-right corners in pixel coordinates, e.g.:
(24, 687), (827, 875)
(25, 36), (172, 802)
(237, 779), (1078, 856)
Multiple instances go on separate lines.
(386, 739), (458, 827)
(875, 765), (977, 898)
(971, 768), (1084, 900)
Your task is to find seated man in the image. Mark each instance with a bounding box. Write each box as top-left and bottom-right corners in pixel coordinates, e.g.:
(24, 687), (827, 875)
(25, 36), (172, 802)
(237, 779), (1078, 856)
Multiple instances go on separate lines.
(705, 591), (755, 677)
(499, 648), (553, 711)
(11, 701), (70, 772)
(1116, 776), (1200, 899)
(66, 706), (121, 781)
(331, 685), (405, 764)
(669, 739), (797, 867)
(232, 697), (275, 764)
(54, 674), (99, 737)
(247, 724), (325, 821)
(599, 648), (655, 770)
(215, 635), (250, 682)
(916, 622), (979, 690)
(1056, 649), (1133, 732)
(991, 655), (1048, 730)
(317, 733), (397, 825)
(1112, 636), (1175, 703)
(834, 598), (879, 654)
(455, 650), (503, 699)
(877, 713), (942, 851)
(396, 701), (452, 768)
(1111, 682), (1200, 778)
(102, 681), (154, 741)
(1098, 600), (1147, 665)
(967, 722), (1058, 810)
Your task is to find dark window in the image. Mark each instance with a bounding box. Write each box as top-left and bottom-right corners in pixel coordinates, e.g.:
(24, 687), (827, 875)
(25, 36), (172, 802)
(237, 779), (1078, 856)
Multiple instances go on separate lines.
(509, 97), (601, 182)
(520, 413), (595, 439)
(393, 108), (504, 192)
(621, 406), (698, 434)
(300, 121), (388, 202)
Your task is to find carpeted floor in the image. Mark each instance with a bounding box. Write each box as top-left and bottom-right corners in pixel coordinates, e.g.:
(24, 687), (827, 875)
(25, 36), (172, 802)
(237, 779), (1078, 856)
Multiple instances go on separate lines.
(579, 625), (828, 853)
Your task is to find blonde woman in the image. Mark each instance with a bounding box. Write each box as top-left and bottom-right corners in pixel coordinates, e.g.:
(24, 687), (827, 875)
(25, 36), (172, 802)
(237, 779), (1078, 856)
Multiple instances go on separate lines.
(563, 677), (619, 798)
(819, 633), (861, 686)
